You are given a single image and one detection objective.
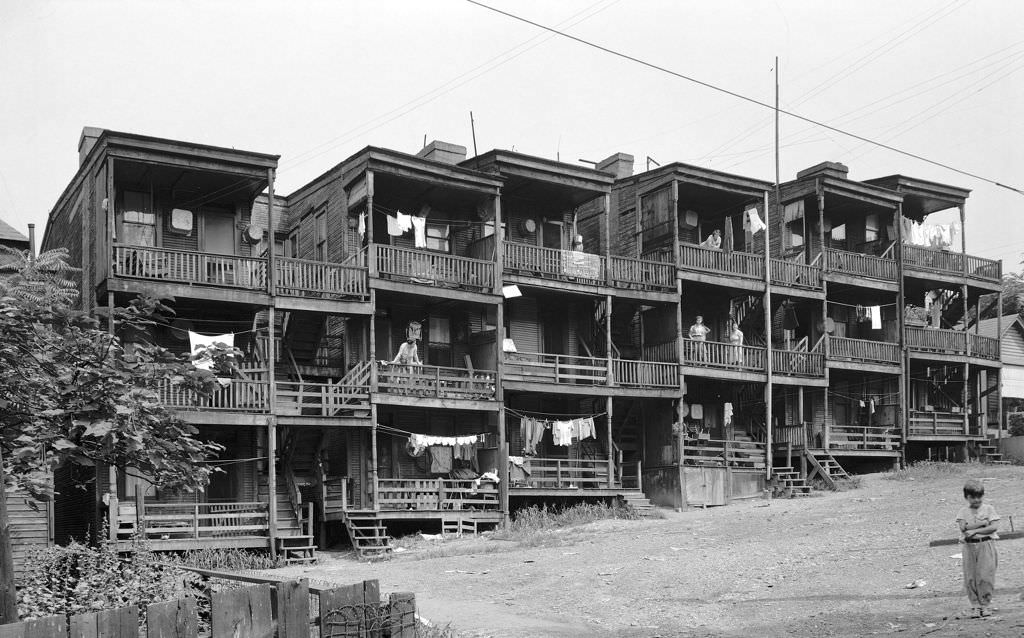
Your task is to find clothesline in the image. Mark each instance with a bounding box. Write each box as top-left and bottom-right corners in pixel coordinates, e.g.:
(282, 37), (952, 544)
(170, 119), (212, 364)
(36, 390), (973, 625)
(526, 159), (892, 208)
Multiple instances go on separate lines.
(826, 300), (899, 310)
(377, 424), (488, 442)
(372, 203), (491, 226)
(504, 407), (608, 419)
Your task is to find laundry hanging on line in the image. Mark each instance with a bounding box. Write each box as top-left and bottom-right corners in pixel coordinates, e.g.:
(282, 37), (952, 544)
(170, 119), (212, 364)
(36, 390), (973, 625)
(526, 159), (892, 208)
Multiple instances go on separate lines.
(746, 207), (766, 234)
(520, 416), (597, 452)
(188, 331), (234, 387)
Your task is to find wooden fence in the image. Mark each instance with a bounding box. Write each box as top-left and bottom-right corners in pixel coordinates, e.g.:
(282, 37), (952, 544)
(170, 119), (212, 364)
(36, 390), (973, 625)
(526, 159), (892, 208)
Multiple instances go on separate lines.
(503, 352), (608, 385)
(611, 358), (679, 388)
(0, 577), (415, 638)
(509, 458), (615, 489)
(375, 363), (496, 400)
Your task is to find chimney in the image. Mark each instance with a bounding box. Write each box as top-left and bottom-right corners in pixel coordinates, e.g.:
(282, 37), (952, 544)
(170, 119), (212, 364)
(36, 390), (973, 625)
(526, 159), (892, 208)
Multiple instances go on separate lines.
(78, 127), (104, 166)
(27, 224), (35, 259)
(796, 161), (849, 181)
(416, 140), (467, 165)
(596, 152), (634, 179)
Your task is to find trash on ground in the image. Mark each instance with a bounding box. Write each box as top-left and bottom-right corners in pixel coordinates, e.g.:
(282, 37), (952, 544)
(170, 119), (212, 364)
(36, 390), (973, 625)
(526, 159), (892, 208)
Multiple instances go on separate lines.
(904, 579), (926, 589)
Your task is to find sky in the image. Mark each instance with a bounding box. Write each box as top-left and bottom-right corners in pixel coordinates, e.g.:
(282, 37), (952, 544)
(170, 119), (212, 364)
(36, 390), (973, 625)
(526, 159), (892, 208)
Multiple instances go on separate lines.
(1, 0), (1023, 269)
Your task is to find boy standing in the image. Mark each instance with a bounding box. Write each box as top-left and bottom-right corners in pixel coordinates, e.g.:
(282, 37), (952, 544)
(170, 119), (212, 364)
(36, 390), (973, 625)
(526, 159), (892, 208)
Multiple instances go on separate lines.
(956, 479), (1000, 618)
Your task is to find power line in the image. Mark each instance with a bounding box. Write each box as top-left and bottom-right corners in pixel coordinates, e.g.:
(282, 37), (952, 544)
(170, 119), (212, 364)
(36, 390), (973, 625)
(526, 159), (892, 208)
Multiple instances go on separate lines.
(465, 0), (1024, 197)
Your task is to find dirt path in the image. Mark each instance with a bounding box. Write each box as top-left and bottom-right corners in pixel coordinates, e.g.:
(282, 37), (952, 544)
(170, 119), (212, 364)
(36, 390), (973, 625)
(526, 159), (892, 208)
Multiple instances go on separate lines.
(277, 464), (1024, 637)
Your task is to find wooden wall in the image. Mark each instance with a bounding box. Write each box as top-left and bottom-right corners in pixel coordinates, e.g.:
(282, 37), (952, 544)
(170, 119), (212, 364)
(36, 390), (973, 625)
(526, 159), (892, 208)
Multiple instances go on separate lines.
(6, 490), (51, 580)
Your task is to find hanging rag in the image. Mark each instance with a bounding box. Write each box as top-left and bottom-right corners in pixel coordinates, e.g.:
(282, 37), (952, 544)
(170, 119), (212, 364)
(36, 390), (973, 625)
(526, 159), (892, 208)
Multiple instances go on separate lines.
(357, 212), (366, 239)
(690, 404), (704, 420)
(577, 417), (596, 441)
(396, 211), (413, 233)
(859, 400), (866, 408)
(869, 305), (882, 330)
(552, 420), (574, 446)
(783, 200), (804, 223)
(411, 216), (428, 248)
(782, 301), (800, 330)
(723, 402), (734, 427)
(746, 207), (767, 234)
(428, 446), (453, 474)
(406, 434), (427, 458)
(386, 215), (403, 236)
(723, 217), (735, 253)
(869, 399), (876, 415)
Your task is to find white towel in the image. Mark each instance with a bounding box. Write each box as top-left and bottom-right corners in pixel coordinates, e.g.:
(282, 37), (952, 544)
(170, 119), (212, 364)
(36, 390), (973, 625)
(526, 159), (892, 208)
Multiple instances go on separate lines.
(396, 211), (413, 233)
(357, 212), (366, 238)
(386, 215), (403, 236)
(746, 207), (766, 234)
(870, 305), (882, 330)
(411, 216), (427, 247)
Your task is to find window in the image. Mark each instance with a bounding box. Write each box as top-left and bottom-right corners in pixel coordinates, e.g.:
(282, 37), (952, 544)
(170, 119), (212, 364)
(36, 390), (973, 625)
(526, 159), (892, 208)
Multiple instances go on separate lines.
(541, 221), (562, 250)
(288, 230), (299, 258)
(427, 316), (451, 366)
(315, 210), (327, 261)
(426, 223), (450, 252)
(782, 200), (804, 251)
(483, 221), (506, 238)
(865, 214), (880, 243)
(121, 191), (155, 246)
(786, 220), (805, 249)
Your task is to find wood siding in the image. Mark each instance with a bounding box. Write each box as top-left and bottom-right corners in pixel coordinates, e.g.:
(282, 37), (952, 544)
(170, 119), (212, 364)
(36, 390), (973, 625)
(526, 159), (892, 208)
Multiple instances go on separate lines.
(6, 491), (51, 580)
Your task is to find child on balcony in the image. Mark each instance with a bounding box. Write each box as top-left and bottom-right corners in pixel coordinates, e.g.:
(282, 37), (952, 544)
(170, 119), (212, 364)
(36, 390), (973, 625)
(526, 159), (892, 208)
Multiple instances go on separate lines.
(957, 479), (1000, 618)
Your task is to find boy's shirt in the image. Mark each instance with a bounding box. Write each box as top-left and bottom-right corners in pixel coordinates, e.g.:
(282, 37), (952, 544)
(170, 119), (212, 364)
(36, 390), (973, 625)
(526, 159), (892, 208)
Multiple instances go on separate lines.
(956, 503), (1001, 540)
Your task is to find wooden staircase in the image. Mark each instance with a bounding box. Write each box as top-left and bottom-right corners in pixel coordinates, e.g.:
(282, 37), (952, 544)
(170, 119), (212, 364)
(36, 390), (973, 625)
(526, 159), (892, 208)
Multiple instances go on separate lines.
(977, 440), (1011, 465)
(618, 490), (656, 517)
(342, 512), (394, 560)
(771, 467), (812, 497)
(282, 312), (325, 365)
(803, 449), (851, 490)
(257, 477), (317, 564)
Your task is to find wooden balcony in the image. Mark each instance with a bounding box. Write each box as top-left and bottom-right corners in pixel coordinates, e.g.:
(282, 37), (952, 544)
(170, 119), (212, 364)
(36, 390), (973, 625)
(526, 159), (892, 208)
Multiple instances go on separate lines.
(969, 333), (1000, 361)
(902, 244), (963, 276)
(275, 380), (370, 417)
(908, 410), (975, 437)
(680, 438), (766, 469)
(682, 341), (766, 373)
(770, 257), (823, 291)
(965, 254), (1001, 284)
(829, 425), (899, 451)
(113, 244), (267, 290)
(113, 500), (270, 549)
(508, 458), (615, 489)
(643, 341), (679, 363)
(828, 337), (900, 366)
(773, 349), (825, 377)
(503, 352), (608, 386)
(906, 326), (967, 356)
(824, 248), (898, 282)
(679, 244), (764, 280)
(608, 255), (676, 293)
(159, 380), (270, 413)
(503, 241), (605, 286)
(377, 479), (499, 511)
(374, 244), (493, 292)
(275, 256), (368, 300)
(376, 362), (497, 401)
(612, 358), (679, 388)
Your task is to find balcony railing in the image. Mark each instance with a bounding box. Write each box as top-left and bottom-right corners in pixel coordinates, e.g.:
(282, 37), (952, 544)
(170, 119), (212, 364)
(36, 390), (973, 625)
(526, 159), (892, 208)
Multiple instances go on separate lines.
(773, 349), (825, 377)
(608, 255), (676, 292)
(969, 333), (1000, 361)
(115, 501), (269, 542)
(509, 458), (614, 489)
(377, 479), (499, 511)
(902, 244), (964, 274)
(612, 359), (679, 388)
(682, 341), (766, 373)
(829, 425), (899, 450)
(275, 380), (370, 417)
(376, 363), (496, 400)
(275, 256), (368, 299)
(679, 438), (766, 468)
(113, 244), (267, 290)
(643, 341), (679, 363)
(906, 326), (967, 356)
(374, 244), (493, 292)
(965, 254), (1001, 283)
(503, 241), (606, 285)
(908, 410), (974, 437)
(770, 257), (823, 290)
(159, 380), (270, 412)
(824, 248), (898, 282)
(503, 352), (608, 385)
(828, 337), (901, 365)
(679, 244), (764, 280)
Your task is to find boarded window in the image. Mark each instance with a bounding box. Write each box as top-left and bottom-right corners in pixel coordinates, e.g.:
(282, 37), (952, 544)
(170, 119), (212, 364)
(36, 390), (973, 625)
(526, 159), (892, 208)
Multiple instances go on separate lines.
(640, 188), (673, 252)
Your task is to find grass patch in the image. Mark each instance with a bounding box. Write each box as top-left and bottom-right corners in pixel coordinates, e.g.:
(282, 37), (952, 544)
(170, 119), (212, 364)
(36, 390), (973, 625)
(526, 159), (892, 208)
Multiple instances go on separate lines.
(885, 460), (976, 482)
(506, 502), (640, 533)
(163, 547), (286, 570)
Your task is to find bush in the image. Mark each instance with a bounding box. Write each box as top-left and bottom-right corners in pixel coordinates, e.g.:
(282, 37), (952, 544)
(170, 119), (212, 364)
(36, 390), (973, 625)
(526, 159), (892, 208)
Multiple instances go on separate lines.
(1009, 412), (1024, 437)
(507, 502), (639, 533)
(17, 541), (201, 620)
(164, 547), (285, 571)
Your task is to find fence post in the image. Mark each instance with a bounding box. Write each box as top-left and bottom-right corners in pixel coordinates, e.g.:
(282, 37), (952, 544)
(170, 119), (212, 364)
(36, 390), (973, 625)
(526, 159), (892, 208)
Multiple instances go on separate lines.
(146, 596), (198, 638)
(193, 505), (199, 539)
(388, 593), (417, 638)
(275, 580), (310, 638)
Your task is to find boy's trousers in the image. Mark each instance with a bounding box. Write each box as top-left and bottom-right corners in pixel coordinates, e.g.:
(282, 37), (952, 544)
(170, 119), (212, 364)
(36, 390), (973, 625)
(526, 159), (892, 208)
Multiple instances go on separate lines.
(962, 540), (998, 607)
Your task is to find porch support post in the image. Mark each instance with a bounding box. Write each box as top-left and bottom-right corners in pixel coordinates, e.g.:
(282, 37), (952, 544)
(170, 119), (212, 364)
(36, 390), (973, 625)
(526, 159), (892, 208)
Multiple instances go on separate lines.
(370, 404), (379, 512)
(267, 416), (278, 558)
(606, 396), (614, 488)
(997, 288), (1004, 440)
(763, 191), (774, 482)
(606, 294), (613, 384)
(676, 399), (687, 510)
(369, 289), (378, 393)
(963, 362), (970, 436)
(495, 274), (509, 519)
(267, 168), (276, 296)
(367, 170), (376, 276)
(106, 156), (116, 494)
(895, 201), (908, 467)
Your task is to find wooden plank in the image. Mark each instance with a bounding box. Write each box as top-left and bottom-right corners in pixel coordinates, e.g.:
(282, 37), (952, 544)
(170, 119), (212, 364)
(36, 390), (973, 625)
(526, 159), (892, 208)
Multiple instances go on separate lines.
(211, 584), (273, 638)
(96, 606), (136, 638)
(146, 597), (198, 638)
(274, 580), (310, 638)
(319, 582), (365, 636)
(68, 612), (98, 638)
(0, 622), (25, 638)
(25, 615), (67, 637)
(387, 593), (416, 638)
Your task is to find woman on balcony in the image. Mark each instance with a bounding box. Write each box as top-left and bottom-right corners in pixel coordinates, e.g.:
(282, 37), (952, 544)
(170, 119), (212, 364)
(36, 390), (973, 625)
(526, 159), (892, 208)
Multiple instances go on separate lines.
(728, 319), (744, 365)
(689, 316), (710, 363)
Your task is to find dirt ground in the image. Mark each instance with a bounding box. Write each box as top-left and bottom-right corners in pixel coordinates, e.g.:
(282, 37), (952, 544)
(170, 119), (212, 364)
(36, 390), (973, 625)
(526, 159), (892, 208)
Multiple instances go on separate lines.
(275, 463), (1024, 637)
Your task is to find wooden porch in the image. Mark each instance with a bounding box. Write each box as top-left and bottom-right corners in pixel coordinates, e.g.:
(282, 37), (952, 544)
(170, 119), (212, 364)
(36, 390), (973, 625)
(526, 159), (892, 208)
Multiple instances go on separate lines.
(374, 362), (497, 404)
(372, 244), (494, 293)
(503, 352), (680, 395)
(110, 499), (275, 551)
(774, 423), (900, 455)
(907, 410), (980, 439)
(772, 348), (825, 379)
(503, 241), (605, 286)
(681, 341), (766, 373)
(827, 337), (901, 370)
(906, 326), (1000, 362)
(680, 438), (767, 469)
(824, 247), (898, 285)
(608, 254), (677, 294)
(678, 244), (764, 281)
(113, 244), (267, 290)
(901, 245), (1001, 288)
(377, 478), (500, 511)
(274, 255), (369, 300)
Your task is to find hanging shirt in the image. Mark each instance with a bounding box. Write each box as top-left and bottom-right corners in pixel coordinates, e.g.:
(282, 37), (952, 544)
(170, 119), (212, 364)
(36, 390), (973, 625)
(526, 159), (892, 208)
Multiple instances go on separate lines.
(869, 306), (882, 330)
(357, 212), (366, 239)
(396, 211), (413, 233)
(746, 207), (767, 234)
(386, 215), (403, 236)
(576, 417), (597, 441)
(411, 216), (427, 248)
(723, 402), (734, 426)
(428, 446), (453, 474)
(552, 420), (574, 446)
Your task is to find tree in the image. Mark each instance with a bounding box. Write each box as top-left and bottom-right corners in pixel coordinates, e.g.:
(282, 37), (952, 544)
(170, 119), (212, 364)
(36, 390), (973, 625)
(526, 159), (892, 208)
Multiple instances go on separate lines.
(0, 247), (231, 623)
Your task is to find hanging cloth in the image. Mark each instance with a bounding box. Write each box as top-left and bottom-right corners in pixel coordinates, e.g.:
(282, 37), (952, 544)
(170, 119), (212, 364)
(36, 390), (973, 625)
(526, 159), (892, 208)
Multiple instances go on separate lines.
(723, 402), (734, 427)
(690, 404), (704, 420)
(723, 216), (735, 253)
(577, 417), (596, 441)
(357, 212), (366, 239)
(746, 207), (766, 234)
(869, 305), (882, 330)
(411, 216), (428, 248)
(406, 434), (427, 458)
(783, 200), (804, 223)
(428, 446), (453, 474)
(782, 301), (800, 330)
(395, 211), (413, 233)
(552, 420), (574, 446)
(386, 215), (403, 236)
